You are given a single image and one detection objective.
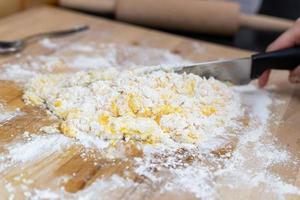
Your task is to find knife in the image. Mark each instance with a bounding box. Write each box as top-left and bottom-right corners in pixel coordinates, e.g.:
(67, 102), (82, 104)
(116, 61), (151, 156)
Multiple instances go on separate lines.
(172, 46), (300, 85)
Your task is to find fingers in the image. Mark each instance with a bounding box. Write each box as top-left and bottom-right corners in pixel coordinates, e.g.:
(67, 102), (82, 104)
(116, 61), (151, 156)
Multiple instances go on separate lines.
(258, 69), (271, 88)
(259, 18), (300, 87)
(289, 65), (300, 83)
(267, 18), (300, 51)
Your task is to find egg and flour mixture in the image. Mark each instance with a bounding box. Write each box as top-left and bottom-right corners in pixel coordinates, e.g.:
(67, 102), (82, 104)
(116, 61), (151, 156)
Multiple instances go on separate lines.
(23, 67), (242, 146)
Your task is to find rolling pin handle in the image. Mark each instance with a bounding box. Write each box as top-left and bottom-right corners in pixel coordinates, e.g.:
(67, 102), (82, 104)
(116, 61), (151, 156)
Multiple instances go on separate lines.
(240, 14), (294, 32)
(250, 46), (300, 79)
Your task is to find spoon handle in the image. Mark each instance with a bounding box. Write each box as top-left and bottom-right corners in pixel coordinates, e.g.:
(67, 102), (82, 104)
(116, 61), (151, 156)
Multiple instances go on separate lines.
(23, 25), (89, 44)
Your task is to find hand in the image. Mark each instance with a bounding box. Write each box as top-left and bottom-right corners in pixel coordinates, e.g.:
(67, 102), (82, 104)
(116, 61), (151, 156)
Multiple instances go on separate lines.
(258, 18), (300, 87)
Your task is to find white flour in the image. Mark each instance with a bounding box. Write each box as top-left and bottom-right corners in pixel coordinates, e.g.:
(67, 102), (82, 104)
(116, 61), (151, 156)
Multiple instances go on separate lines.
(234, 84), (272, 125)
(7, 133), (71, 163)
(0, 42), (191, 82)
(138, 85), (299, 199)
(0, 64), (39, 82)
(0, 132), (72, 173)
(0, 102), (23, 123)
(39, 38), (59, 50)
(0, 39), (299, 199)
(68, 55), (112, 69)
(23, 68), (242, 146)
(29, 175), (137, 200)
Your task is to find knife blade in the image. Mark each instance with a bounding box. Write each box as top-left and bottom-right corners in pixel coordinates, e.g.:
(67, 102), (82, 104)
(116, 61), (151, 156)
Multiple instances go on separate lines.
(173, 46), (300, 85)
(175, 58), (251, 85)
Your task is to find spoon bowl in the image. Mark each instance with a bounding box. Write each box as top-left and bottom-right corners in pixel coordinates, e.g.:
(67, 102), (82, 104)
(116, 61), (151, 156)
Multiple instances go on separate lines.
(0, 41), (24, 54)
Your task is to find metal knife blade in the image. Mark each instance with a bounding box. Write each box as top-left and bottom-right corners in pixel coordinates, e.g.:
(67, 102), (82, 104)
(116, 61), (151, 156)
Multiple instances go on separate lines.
(174, 58), (252, 85)
(139, 46), (299, 85)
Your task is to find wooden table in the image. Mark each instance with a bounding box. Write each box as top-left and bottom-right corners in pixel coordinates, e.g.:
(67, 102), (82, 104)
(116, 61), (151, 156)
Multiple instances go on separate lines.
(0, 6), (299, 199)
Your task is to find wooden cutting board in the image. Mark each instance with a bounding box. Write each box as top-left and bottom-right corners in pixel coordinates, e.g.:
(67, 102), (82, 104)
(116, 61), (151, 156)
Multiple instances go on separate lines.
(0, 6), (299, 199)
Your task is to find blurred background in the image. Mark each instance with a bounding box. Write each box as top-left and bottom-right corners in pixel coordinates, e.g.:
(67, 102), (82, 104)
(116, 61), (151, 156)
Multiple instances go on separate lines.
(0, 0), (299, 52)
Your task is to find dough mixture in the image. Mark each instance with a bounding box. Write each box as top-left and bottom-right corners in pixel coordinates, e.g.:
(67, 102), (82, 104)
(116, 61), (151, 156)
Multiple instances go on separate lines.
(23, 67), (242, 146)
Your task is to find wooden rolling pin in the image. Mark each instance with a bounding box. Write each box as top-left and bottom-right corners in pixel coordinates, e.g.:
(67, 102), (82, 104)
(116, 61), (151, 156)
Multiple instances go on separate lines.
(60, 0), (294, 35)
(0, 0), (57, 17)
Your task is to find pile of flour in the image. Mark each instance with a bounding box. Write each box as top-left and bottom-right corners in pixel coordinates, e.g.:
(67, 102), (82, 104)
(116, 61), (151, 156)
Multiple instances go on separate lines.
(0, 40), (298, 200)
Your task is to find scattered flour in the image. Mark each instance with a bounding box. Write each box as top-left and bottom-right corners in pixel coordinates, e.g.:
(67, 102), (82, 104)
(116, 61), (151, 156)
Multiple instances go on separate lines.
(0, 41), (191, 82)
(39, 38), (59, 50)
(29, 175), (137, 200)
(190, 42), (207, 55)
(0, 64), (39, 82)
(234, 84), (272, 125)
(68, 43), (95, 52)
(69, 55), (112, 69)
(10, 84), (296, 200)
(23, 68), (243, 147)
(75, 132), (110, 150)
(0, 39), (299, 199)
(0, 102), (23, 123)
(128, 85), (300, 199)
(1, 133), (71, 165)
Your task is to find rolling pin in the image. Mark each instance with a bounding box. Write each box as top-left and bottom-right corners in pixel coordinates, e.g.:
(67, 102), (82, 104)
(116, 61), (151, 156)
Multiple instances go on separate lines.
(0, 0), (57, 17)
(60, 0), (294, 35)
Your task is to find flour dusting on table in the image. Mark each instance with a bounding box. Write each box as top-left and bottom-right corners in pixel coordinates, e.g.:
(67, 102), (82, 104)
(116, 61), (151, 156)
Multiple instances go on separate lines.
(0, 102), (23, 123)
(0, 40), (299, 200)
(0, 42), (191, 82)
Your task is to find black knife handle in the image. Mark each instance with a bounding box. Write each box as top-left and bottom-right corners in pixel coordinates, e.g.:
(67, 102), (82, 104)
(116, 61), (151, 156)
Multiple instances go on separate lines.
(250, 46), (300, 79)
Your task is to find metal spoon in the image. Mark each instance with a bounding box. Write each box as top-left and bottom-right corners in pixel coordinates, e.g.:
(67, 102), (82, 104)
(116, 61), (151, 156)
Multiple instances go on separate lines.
(0, 25), (89, 54)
